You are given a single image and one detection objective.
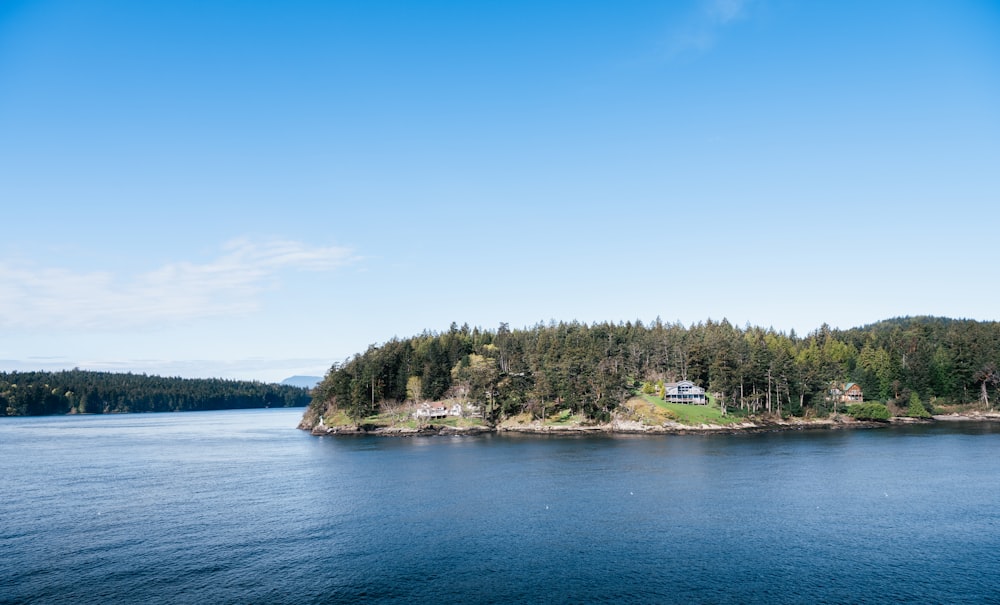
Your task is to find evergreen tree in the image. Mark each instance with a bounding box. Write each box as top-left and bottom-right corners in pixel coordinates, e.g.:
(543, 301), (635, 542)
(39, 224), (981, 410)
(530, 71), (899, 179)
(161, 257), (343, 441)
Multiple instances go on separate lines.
(907, 392), (931, 419)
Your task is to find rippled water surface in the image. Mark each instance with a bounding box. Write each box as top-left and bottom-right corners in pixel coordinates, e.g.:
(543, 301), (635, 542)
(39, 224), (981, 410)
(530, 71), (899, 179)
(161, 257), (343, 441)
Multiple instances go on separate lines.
(3, 409), (999, 604)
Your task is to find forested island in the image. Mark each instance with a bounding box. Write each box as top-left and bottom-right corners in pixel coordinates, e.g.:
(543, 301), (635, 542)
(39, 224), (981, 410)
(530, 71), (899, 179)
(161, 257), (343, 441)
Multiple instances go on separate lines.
(0, 370), (310, 416)
(300, 316), (1000, 434)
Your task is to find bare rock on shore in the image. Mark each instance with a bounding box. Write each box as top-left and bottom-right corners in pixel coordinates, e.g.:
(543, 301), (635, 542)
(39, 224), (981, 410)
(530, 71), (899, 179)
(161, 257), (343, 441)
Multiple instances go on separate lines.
(932, 411), (1000, 422)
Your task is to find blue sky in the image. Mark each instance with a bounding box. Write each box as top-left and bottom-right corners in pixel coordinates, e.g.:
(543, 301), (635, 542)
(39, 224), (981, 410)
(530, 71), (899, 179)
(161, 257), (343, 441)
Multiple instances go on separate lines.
(2, 0), (998, 382)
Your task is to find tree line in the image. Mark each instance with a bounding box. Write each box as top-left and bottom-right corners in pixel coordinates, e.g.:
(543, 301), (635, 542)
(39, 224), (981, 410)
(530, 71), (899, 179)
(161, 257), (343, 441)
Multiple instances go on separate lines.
(0, 369), (311, 416)
(309, 316), (1000, 422)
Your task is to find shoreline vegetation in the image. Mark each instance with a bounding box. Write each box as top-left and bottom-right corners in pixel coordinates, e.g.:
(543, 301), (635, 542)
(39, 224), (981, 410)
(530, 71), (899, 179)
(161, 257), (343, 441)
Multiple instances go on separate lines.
(303, 410), (1000, 437)
(301, 316), (1000, 437)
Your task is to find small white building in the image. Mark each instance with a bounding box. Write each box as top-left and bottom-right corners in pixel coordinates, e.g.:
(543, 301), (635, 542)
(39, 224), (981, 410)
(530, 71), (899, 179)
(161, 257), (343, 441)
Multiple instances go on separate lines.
(664, 380), (707, 405)
(414, 402), (464, 419)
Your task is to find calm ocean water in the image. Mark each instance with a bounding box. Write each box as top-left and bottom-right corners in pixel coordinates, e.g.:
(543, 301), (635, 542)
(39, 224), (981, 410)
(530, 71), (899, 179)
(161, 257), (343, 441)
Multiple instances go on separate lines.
(2, 409), (999, 604)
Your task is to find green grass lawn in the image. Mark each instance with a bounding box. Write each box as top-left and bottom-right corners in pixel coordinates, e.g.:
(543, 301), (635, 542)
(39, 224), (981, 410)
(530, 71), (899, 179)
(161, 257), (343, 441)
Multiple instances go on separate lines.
(638, 393), (743, 425)
(372, 414), (489, 429)
(424, 416), (488, 428)
(321, 404), (489, 429)
(547, 409), (587, 425)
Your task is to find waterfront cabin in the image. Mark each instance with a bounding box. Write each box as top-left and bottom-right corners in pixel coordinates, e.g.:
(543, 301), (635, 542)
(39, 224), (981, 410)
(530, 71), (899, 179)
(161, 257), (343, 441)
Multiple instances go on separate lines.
(830, 382), (863, 403)
(664, 380), (707, 405)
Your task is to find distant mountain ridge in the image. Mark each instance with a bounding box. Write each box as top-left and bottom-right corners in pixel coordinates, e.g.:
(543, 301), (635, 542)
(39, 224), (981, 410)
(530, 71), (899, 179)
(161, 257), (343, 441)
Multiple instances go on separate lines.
(281, 375), (322, 389)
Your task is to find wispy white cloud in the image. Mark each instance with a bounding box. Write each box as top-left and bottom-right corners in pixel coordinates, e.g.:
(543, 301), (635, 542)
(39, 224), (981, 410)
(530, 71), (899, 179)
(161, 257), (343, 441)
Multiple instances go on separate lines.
(0, 238), (358, 330)
(665, 0), (753, 57)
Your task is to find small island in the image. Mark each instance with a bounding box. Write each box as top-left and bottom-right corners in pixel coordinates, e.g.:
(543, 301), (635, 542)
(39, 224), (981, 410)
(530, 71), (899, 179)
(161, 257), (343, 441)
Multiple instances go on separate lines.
(299, 316), (1000, 436)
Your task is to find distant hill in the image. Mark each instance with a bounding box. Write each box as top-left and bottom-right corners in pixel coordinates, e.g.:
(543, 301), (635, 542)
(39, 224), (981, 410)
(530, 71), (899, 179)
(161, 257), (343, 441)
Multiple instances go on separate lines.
(281, 375), (322, 389)
(1, 369), (311, 416)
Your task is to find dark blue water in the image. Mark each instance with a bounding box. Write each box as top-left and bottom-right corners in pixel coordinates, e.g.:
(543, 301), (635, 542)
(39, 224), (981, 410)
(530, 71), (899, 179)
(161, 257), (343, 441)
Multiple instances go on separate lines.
(2, 410), (999, 604)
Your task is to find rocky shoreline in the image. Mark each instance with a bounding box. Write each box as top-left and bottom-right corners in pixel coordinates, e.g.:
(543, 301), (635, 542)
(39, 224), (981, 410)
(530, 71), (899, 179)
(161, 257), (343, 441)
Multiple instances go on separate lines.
(309, 423), (495, 437)
(931, 412), (1000, 422)
(303, 412), (1000, 437)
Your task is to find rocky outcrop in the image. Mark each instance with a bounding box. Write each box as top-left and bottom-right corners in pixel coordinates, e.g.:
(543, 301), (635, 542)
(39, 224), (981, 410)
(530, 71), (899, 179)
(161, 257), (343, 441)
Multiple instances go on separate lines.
(490, 414), (896, 435)
(932, 411), (1000, 421)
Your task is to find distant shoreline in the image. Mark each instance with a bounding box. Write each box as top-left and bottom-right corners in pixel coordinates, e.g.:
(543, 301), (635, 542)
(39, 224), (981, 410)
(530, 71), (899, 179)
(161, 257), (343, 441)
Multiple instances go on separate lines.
(305, 412), (1000, 437)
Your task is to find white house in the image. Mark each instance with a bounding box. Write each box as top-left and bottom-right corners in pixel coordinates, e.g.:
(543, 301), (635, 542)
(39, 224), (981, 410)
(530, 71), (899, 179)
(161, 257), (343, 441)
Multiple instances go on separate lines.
(664, 380), (707, 405)
(414, 403), (448, 419)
